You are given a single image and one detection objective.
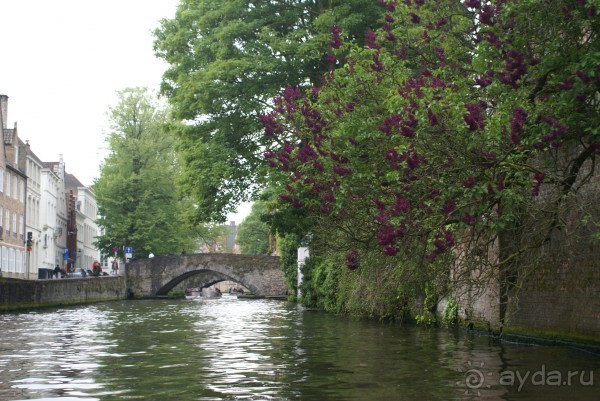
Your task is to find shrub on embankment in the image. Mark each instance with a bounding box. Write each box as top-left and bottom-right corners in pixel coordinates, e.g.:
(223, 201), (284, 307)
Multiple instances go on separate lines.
(294, 243), (450, 323)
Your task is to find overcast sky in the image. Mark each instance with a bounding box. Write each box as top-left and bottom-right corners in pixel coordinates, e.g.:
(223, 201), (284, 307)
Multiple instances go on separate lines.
(1, 0), (179, 186)
(1, 0), (252, 222)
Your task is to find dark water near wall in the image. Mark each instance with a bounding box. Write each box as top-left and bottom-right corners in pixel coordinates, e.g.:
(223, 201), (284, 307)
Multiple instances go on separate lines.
(0, 295), (597, 401)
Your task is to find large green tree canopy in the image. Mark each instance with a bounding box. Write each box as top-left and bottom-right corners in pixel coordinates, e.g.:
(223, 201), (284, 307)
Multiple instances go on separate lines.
(153, 0), (386, 222)
(94, 87), (202, 258)
(264, 0), (599, 280)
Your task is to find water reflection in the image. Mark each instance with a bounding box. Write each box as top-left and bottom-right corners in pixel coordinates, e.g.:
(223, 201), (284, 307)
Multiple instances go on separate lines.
(0, 296), (597, 400)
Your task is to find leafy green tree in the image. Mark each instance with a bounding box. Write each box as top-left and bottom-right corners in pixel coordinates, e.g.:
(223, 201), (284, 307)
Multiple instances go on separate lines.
(264, 0), (599, 316)
(153, 0), (386, 222)
(94, 87), (202, 259)
(235, 200), (271, 255)
(276, 232), (302, 300)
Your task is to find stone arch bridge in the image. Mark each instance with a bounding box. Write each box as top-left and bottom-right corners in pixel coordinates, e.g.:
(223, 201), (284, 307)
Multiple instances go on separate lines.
(125, 253), (287, 298)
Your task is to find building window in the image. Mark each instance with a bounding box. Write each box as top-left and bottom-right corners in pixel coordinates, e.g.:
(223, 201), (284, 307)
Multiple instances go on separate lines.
(16, 250), (23, 273)
(0, 168), (4, 193)
(6, 172), (10, 197)
(13, 176), (18, 200)
(12, 213), (17, 237)
(6, 210), (10, 236)
(9, 247), (15, 273)
(1, 246), (6, 271)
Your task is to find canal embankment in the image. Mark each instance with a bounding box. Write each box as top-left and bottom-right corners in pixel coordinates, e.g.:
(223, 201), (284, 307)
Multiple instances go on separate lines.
(1, 272), (598, 355)
(0, 276), (127, 312)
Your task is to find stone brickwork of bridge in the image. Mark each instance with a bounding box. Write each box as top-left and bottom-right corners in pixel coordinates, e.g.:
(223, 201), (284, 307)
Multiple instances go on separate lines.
(125, 253), (286, 298)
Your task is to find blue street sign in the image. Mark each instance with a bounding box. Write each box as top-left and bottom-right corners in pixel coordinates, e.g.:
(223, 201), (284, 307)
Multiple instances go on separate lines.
(63, 248), (69, 260)
(125, 247), (133, 257)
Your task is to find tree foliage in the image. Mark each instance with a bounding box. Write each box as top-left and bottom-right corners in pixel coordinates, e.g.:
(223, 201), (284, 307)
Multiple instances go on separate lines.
(94, 87), (203, 258)
(236, 199), (271, 255)
(263, 0), (599, 314)
(153, 0), (386, 222)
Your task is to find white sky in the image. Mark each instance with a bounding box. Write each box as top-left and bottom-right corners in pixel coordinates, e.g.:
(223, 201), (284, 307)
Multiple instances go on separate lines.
(1, 0), (251, 222)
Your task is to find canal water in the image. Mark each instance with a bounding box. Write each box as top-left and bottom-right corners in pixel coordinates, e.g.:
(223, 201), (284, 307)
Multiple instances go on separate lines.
(0, 295), (597, 401)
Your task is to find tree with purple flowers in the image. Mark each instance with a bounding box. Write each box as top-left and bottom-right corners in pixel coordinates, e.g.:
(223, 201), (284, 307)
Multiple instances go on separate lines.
(263, 0), (599, 319)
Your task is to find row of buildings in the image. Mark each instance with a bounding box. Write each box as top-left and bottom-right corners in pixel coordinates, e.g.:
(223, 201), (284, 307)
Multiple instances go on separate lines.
(0, 94), (99, 280)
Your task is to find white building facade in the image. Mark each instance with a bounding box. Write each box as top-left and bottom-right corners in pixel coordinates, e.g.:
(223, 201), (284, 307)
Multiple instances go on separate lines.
(25, 144), (43, 279)
(2, 94), (100, 279)
(42, 158), (68, 272)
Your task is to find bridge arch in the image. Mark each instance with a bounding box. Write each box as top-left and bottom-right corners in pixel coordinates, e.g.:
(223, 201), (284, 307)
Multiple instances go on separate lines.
(155, 269), (260, 296)
(125, 253), (286, 298)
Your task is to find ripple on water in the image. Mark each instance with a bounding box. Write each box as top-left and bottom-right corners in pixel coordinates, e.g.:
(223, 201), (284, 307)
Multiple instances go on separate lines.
(2, 298), (599, 401)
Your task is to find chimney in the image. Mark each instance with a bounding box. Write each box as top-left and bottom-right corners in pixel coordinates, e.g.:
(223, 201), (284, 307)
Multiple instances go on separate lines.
(0, 94), (7, 130)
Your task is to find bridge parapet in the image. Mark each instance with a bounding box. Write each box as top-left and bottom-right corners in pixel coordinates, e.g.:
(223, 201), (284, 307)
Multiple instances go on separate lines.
(125, 253), (286, 298)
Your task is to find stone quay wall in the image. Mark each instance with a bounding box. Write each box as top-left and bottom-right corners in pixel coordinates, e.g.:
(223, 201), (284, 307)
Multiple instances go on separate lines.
(503, 226), (600, 339)
(440, 169), (600, 346)
(504, 174), (599, 340)
(0, 276), (127, 312)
